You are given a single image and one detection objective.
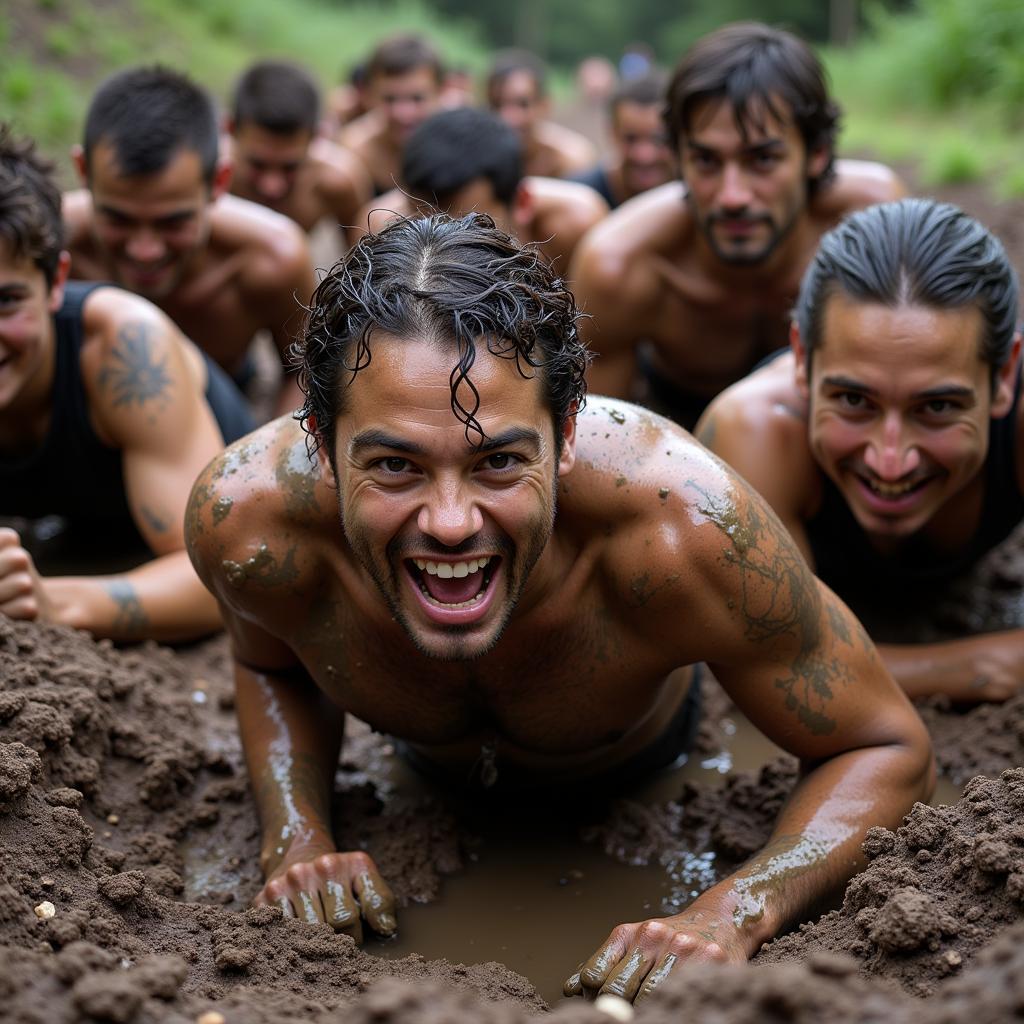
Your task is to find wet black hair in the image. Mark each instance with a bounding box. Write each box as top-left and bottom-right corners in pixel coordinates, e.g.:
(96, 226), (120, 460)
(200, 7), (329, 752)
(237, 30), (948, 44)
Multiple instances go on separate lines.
(487, 49), (548, 103)
(366, 33), (445, 85)
(297, 212), (588, 464)
(402, 108), (523, 209)
(231, 60), (320, 135)
(666, 21), (839, 194)
(84, 65), (219, 184)
(0, 124), (63, 286)
(796, 198), (1019, 374)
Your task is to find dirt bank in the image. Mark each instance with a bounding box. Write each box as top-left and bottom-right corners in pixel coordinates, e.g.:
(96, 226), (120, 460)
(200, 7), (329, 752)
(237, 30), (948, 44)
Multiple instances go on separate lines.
(2, 607), (1023, 1023)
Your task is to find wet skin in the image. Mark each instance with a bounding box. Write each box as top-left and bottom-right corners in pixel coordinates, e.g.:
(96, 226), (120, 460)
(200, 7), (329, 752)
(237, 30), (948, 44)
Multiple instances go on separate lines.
(186, 338), (932, 999)
(570, 96), (906, 407)
(696, 296), (1024, 703)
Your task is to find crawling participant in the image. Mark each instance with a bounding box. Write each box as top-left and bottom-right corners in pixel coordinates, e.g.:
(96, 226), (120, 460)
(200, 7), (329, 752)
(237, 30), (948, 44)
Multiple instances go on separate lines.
(63, 66), (315, 417)
(0, 126), (252, 642)
(337, 34), (444, 196)
(227, 60), (372, 250)
(571, 21), (905, 427)
(357, 106), (608, 272)
(486, 49), (597, 180)
(699, 198), (1024, 703)
(186, 213), (932, 1002)
(569, 70), (676, 209)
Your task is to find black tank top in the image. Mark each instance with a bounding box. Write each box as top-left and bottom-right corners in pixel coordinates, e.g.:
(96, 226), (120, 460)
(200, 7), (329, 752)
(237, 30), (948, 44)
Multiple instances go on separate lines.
(1, 282), (139, 537)
(807, 367), (1024, 614)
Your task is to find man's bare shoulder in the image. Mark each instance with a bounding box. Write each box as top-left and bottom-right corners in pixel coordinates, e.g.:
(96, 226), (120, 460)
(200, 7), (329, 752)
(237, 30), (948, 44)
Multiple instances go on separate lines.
(536, 120), (597, 174)
(308, 136), (373, 211)
(571, 181), (689, 289)
(337, 110), (381, 151)
(211, 195), (312, 293)
(698, 352), (821, 524)
(565, 399), (777, 629)
(815, 159), (908, 221)
(528, 175), (608, 236)
(185, 416), (335, 604)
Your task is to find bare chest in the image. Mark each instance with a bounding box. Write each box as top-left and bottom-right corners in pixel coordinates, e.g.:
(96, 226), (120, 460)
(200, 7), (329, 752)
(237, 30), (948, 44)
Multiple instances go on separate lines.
(285, 585), (677, 756)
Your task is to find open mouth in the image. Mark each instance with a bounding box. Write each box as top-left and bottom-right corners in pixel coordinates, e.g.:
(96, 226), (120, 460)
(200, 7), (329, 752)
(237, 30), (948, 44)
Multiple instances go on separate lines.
(407, 556), (500, 610)
(859, 475), (933, 500)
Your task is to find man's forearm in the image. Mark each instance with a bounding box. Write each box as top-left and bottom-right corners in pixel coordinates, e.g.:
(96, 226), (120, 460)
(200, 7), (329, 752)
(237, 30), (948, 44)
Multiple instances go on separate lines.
(43, 551), (221, 642)
(234, 663), (344, 878)
(878, 631), (1024, 701)
(694, 743), (933, 955)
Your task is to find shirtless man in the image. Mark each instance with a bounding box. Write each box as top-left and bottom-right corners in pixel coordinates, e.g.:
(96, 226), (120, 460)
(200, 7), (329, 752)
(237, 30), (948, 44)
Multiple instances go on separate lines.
(63, 65), (315, 416)
(699, 198), (1024, 703)
(0, 126), (252, 642)
(357, 107), (608, 272)
(571, 22), (906, 428)
(569, 70), (676, 209)
(186, 213), (932, 1002)
(337, 34), (444, 196)
(487, 50), (597, 180)
(226, 60), (372, 248)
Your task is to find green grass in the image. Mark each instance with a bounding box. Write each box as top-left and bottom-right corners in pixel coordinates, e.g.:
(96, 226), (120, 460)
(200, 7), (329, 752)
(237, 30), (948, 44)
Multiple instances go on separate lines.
(2, 0), (487, 182)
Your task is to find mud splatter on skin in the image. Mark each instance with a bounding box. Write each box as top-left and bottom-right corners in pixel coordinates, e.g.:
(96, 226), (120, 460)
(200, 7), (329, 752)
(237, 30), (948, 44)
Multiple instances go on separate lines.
(628, 572), (681, 608)
(659, 488), (670, 500)
(274, 439), (320, 518)
(686, 477), (850, 737)
(607, 408), (626, 425)
(615, 476), (628, 488)
(222, 543), (299, 589)
(212, 497), (233, 525)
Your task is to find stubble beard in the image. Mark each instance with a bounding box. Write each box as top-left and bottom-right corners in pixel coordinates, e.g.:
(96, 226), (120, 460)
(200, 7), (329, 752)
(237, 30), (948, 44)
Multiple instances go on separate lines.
(337, 487), (558, 663)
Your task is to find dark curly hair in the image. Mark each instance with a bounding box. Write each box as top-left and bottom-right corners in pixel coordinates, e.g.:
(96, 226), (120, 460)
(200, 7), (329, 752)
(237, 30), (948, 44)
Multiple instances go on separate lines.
(296, 212), (589, 464)
(0, 124), (63, 286)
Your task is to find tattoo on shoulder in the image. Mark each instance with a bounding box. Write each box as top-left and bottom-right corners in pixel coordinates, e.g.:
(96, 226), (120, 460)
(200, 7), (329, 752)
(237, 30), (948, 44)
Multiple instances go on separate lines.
(106, 581), (149, 638)
(98, 321), (173, 409)
(688, 479), (856, 736)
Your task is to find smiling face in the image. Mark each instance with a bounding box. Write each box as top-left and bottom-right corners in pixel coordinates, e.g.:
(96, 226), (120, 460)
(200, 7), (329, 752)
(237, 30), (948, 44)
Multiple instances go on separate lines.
(799, 293), (1018, 544)
(230, 123), (311, 208)
(0, 244), (64, 419)
(680, 97), (825, 266)
(321, 333), (576, 661)
(368, 67), (442, 147)
(611, 100), (674, 198)
(490, 70), (545, 143)
(84, 141), (219, 299)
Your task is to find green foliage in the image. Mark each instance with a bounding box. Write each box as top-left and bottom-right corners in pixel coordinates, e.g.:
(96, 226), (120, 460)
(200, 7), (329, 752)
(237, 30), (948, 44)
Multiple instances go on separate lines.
(921, 137), (984, 185)
(2, 59), (34, 106)
(45, 25), (76, 57)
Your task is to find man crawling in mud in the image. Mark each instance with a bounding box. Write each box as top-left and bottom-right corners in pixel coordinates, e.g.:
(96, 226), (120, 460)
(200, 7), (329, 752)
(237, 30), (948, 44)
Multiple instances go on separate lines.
(186, 213), (933, 1003)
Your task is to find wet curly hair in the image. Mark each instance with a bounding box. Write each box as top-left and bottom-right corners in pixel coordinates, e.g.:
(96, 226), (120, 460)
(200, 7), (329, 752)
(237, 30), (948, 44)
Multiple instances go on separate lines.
(295, 212), (589, 464)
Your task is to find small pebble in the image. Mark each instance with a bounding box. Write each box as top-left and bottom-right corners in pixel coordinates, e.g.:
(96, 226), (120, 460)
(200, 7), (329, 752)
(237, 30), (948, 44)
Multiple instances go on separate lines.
(106, 814), (120, 825)
(196, 1013), (226, 1024)
(594, 993), (634, 1021)
(39, 877), (55, 889)
(34, 901), (56, 919)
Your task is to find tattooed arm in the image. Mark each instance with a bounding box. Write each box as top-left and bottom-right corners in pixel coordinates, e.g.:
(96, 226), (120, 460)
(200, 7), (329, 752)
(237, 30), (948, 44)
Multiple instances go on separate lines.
(0, 292), (222, 641)
(568, 454), (933, 1003)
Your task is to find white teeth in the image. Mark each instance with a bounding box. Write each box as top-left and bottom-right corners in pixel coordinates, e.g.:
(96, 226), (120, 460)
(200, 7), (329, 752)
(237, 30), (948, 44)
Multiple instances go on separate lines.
(868, 479), (919, 498)
(414, 556), (491, 576)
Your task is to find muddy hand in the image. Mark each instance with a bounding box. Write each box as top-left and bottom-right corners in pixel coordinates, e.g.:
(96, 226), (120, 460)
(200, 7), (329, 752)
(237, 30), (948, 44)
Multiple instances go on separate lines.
(0, 528), (52, 622)
(254, 849), (397, 943)
(564, 908), (747, 1004)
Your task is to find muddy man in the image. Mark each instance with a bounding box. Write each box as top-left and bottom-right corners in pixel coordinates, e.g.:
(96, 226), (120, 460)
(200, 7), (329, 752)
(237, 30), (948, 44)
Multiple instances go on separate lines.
(186, 213), (933, 1003)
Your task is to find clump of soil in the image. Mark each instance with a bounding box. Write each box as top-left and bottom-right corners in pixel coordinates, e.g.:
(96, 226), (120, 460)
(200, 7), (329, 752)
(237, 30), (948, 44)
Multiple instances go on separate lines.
(2, 609), (1024, 1024)
(759, 768), (1024, 994)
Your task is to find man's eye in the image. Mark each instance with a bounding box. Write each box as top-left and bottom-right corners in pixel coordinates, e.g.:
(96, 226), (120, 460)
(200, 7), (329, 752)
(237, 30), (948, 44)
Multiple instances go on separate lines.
(483, 452), (519, 471)
(380, 457), (411, 473)
(838, 392), (867, 409)
(923, 399), (955, 415)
